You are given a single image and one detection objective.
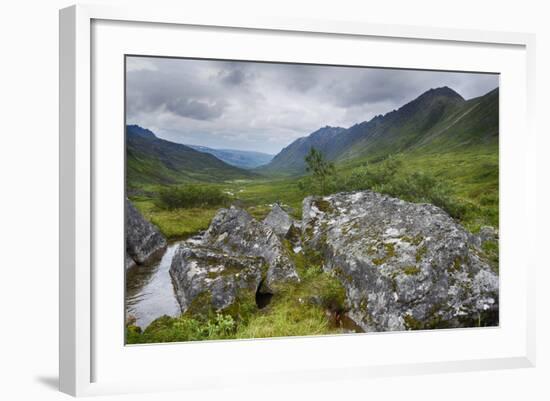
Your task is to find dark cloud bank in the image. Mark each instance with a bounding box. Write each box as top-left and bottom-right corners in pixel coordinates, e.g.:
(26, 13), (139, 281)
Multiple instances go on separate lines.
(126, 56), (499, 154)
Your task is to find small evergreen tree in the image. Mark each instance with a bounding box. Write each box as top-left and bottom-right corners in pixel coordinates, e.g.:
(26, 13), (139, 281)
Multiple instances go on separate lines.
(305, 147), (335, 195)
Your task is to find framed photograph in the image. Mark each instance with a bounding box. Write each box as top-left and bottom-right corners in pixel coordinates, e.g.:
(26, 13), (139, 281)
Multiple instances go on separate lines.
(59, 4), (536, 396)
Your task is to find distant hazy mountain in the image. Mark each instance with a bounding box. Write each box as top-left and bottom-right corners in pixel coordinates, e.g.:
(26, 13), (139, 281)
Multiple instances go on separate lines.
(186, 144), (273, 169)
(126, 125), (255, 187)
(258, 86), (498, 175)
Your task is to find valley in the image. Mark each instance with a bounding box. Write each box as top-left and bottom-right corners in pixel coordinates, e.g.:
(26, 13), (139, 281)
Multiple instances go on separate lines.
(125, 85), (499, 343)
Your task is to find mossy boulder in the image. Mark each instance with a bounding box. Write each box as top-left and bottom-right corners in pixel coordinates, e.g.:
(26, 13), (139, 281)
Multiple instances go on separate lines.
(170, 245), (268, 314)
(302, 191), (499, 332)
(202, 206), (299, 290)
(169, 206), (300, 315)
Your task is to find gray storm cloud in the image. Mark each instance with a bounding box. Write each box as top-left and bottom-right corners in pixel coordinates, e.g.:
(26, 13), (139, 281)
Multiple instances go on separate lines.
(126, 56), (498, 154)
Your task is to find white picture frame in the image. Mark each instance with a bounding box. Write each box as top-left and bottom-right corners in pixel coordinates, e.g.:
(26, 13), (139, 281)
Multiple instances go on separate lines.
(59, 4), (536, 397)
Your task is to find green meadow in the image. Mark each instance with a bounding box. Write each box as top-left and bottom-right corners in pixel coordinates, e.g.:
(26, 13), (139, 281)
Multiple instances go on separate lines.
(130, 148), (498, 241)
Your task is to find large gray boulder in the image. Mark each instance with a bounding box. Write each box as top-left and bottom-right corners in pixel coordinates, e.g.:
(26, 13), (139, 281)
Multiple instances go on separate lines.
(302, 191), (499, 332)
(263, 203), (293, 236)
(169, 206), (299, 314)
(126, 199), (167, 268)
(170, 244), (268, 314)
(202, 206), (299, 290)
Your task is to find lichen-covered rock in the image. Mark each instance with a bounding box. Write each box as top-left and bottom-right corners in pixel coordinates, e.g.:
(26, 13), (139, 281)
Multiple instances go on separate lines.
(170, 244), (268, 313)
(263, 203), (294, 236)
(302, 190), (499, 332)
(202, 206), (299, 290)
(126, 199), (167, 268)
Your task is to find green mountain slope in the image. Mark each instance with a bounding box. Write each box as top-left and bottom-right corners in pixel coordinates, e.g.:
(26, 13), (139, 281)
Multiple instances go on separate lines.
(259, 86), (498, 175)
(339, 87), (498, 163)
(126, 125), (255, 187)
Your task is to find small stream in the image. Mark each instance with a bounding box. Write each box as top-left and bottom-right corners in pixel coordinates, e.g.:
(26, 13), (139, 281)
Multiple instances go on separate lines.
(125, 242), (182, 328)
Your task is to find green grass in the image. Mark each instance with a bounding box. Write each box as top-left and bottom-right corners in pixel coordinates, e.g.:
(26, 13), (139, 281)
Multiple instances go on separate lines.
(234, 295), (331, 339)
(226, 178), (306, 220)
(155, 184), (230, 210)
(391, 150), (498, 231)
(126, 313), (238, 344)
(236, 242), (346, 339)
(132, 199), (217, 239)
(129, 177), (308, 238)
(402, 150), (498, 232)
(328, 147), (498, 232)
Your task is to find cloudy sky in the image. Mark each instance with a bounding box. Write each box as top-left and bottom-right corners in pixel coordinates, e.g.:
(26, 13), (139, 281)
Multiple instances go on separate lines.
(126, 56), (499, 154)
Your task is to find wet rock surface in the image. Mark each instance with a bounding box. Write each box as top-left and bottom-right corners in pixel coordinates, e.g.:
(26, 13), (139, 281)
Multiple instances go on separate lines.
(302, 190), (499, 332)
(126, 199), (167, 269)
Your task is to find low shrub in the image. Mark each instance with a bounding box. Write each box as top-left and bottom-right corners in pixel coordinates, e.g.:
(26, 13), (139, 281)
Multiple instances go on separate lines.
(299, 155), (468, 220)
(155, 184), (229, 210)
(375, 171), (468, 219)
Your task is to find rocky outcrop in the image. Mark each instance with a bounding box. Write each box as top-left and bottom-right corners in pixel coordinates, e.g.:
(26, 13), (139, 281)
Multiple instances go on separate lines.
(170, 245), (268, 314)
(302, 191), (499, 332)
(263, 203), (293, 236)
(202, 206), (299, 289)
(126, 199), (167, 269)
(169, 206), (299, 314)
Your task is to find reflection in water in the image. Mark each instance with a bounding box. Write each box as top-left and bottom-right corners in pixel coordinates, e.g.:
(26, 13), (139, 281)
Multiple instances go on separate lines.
(125, 242), (181, 328)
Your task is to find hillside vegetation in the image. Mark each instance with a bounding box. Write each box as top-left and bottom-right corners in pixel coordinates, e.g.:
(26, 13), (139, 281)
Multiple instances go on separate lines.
(126, 125), (256, 188)
(258, 87), (498, 176)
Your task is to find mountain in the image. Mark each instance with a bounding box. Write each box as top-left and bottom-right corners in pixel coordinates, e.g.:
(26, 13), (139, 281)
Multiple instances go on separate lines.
(186, 144), (273, 169)
(259, 86), (498, 175)
(336, 86), (497, 162)
(126, 125), (255, 187)
(256, 126), (346, 175)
